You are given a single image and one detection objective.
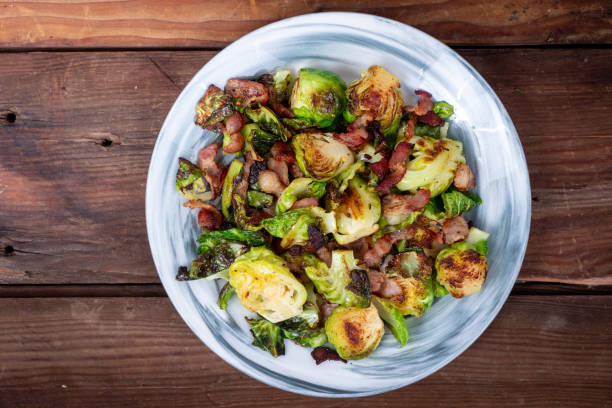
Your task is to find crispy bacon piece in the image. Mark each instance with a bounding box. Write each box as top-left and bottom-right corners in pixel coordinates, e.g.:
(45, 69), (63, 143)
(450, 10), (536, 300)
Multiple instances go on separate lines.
(266, 157), (290, 186)
(334, 123), (371, 151)
(340, 237), (370, 262)
(289, 162), (304, 178)
(316, 245), (332, 267)
(442, 216), (469, 244)
(291, 197), (319, 210)
(225, 78), (268, 107)
(197, 143), (225, 199)
(197, 204), (222, 231)
(363, 228), (413, 267)
(413, 90), (434, 116)
(382, 189), (431, 222)
(453, 163), (476, 192)
(258, 170), (286, 197)
(234, 151), (254, 201)
(270, 141), (296, 163)
(418, 111), (445, 127)
(304, 224), (325, 253)
(223, 132), (244, 154)
(320, 300), (339, 324)
(370, 157), (389, 178)
(225, 112), (246, 134)
(375, 142), (412, 194)
(367, 269), (402, 298)
(403, 113), (417, 141)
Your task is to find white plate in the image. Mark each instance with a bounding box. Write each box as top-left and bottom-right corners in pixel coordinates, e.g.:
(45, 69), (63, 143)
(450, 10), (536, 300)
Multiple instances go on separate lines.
(146, 12), (531, 397)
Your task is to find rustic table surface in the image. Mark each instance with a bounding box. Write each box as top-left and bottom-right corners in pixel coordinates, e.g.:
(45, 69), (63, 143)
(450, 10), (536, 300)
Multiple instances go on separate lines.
(1, 1), (611, 406)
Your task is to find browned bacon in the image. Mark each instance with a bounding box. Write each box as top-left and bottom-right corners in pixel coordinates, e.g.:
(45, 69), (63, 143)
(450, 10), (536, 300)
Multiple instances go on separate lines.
(453, 163), (476, 192)
(225, 78), (268, 107)
(197, 143), (225, 199)
(197, 204), (222, 231)
(418, 110), (445, 127)
(222, 132), (244, 154)
(334, 123), (371, 151)
(224, 112), (246, 134)
(266, 157), (290, 186)
(375, 142), (412, 194)
(363, 228), (413, 267)
(270, 141), (296, 163)
(382, 190), (431, 224)
(442, 216), (469, 244)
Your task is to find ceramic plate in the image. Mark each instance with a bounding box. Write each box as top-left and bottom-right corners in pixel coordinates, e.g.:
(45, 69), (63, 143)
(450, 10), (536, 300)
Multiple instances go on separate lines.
(145, 12), (530, 397)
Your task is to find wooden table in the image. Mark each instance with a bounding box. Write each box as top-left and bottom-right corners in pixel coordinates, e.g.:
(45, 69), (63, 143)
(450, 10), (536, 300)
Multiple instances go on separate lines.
(1, 1), (611, 406)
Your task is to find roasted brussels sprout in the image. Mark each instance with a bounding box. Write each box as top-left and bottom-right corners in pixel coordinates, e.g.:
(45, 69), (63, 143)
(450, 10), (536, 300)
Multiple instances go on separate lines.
(178, 242), (248, 281)
(303, 250), (371, 308)
(384, 251), (435, 317)
(241, 123), (278, 160)
(176, 158), (213, 202)
(292, 132), (354, 181)
(372, 296), (410, 347)
(433, 101), (454, 119)
(247, 190), (274, 209)
(282, 117), (316, 131)
(222, 159), (243, 219)
(232, 194), (264, 231)
(229, 247), (307, 322)
(272, 69), (292, 104)
(245, 105), (291, 141)
(333, 176), (381, 245)
(246, 317), (285, 357)
(217, 282), (236, 310)
(435, 240), (488, 299)
(345, 65), (403, 136)
(261, 208), (316, 248)
(275, 178), (326, 215)
(325, 304), (384, 360)
(195, 84), (234, 127)
(396, 136), (466, 197)
(277, 302), (327, 347)
(290, 68), (346, 128)
(197, 228), (267, 254)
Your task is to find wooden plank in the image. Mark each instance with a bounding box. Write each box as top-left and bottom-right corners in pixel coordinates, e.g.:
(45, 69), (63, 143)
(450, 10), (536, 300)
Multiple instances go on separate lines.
(0, 0), (610, 49)
(0, 296), (610, 406)
(0, 48), (611, 285)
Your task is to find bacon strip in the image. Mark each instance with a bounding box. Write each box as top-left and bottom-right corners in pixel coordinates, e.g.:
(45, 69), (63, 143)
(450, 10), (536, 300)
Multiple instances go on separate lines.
(197, 143), (225, 199)
(266, 157), (290, 186)
(418, 111), (445, 127)
(362, 228), (413, 267)
(225, 78), (268, 107)
(413, 90), (434, 116)
(311, 347), (346, 365)
(197, 204), (222, 231)
(442, 216), (469, 244)
(453, 163), (476, 191)
(382, 189), (431, 224)
(291, 197), (319, 209)
(370, 157), (389, 178)
(257, 74), (295, 118)
(334, 123), (371, 151)
(270, 141), (296, 163)
(224, 112), (246, 134)
(375, 142), (412, 194)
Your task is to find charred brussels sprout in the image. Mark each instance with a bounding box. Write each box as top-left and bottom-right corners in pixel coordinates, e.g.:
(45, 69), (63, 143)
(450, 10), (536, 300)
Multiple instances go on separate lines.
(178, 242), (248, 281)
(433, 101), (454, 119)
(385, 251), (435, 317)
(304, 250), (371, 308)
(273, 69), (292, 104)
(325, 304), (384, 360)
(441, 189), (482, 217)
(222, 159), (243, 219)
(246, 317), (285, 357)
(435, 228), (489, 298)
(176, 158), (213, 202)
(245, 105), (291, 141)
(229, 247), (307, 323)
(290, 68), (347, 128)
(277, 302), (327, 348)
(396, 136), (466, 197)
(292, 132), (354, 181)
(333, 176), (381, 245)
(345, 65), (403, 136)
(261, 208), (317, 248)
(241, 123), (278, 160)
(247, 190), (274, 209)
(195, 84), (234, 128)
(372, 297), (410, 347)
(275, 178), (326, 215)
(197, 228), (266, 253)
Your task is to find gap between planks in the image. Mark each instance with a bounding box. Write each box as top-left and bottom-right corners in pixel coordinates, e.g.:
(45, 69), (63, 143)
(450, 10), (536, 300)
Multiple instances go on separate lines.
(0, 282), (610, 298)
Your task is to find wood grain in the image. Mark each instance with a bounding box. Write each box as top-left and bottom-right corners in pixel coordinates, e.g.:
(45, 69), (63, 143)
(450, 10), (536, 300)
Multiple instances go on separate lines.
(0, 0), (610, 48)
(0, 296), (610, 407)
(1, 48), (611, 285)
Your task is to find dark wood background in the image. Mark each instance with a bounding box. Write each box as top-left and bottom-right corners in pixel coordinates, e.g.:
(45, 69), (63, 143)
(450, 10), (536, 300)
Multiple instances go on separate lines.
(1, 1), (611, 406)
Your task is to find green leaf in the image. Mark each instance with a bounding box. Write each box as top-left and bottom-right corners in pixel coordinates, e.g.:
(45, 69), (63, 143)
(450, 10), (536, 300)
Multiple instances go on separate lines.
(440, 189), (482, 217)
(433, 101), (454, 119)
(217, 282), (236, 310)
(247, 190), (274, 209)
(246, 317), (285, 357)
(415, 123), (441, 139)
(197, 228), (266, 253)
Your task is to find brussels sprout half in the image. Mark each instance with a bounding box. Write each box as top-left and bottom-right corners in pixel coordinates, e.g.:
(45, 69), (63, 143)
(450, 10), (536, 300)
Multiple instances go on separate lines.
(272, 69), (292, 104)
(292, 132), (355, 181)
(333, 176), (381, 245)
(396, 136), (466, 197)
(290, 68), (347, 128)
(325, 303), (384, 360)
(176, 158), (213, 202)
(345, 65), (403, 135)
(385, 251), (435, 317)
(229, 247), (307, 323)
(435, 241), (487, 299)
(275, 178), (326, 215)
(303, 250), (371, 308)
(372, 296), (410, 347)
(245, 105), (291, 141)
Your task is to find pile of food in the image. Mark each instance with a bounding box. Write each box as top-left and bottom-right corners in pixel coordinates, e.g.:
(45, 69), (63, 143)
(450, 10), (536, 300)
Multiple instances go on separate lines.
(175, 65), (489, 362)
